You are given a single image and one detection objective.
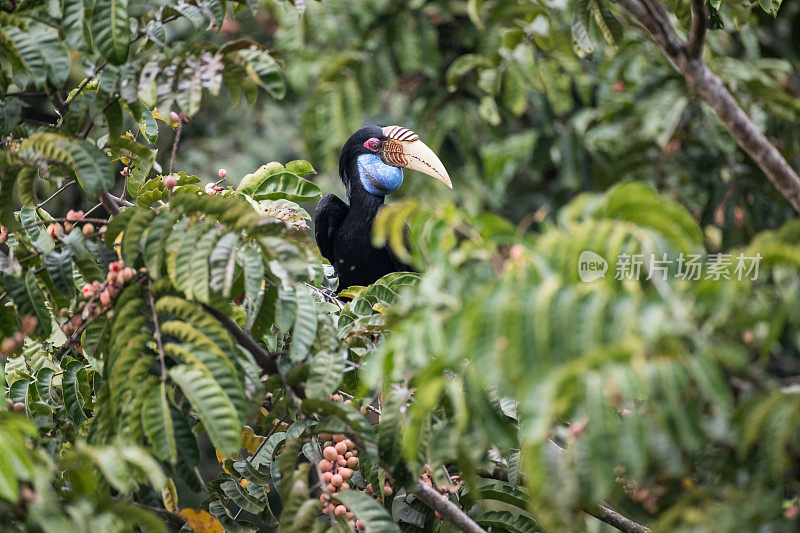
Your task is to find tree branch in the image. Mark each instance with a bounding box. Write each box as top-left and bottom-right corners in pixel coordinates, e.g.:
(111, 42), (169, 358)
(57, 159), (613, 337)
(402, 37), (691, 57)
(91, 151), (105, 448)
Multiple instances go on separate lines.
(100, 191), (120, 216)
(613, 0), (800, 214)
(586, 505), (650, 533)
(413, 481), (487, 533)
(202, 304), (281, 375)
(687, 0), (707, 58)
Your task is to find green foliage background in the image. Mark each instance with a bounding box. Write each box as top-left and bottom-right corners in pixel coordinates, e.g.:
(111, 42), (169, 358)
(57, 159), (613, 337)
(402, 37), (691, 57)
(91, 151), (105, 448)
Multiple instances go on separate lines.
(1, 0), (800, 532)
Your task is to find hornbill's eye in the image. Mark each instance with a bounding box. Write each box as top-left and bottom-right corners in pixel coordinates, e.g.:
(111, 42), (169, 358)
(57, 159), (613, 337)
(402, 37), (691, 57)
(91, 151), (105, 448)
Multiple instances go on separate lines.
(364, 138), (381, 151)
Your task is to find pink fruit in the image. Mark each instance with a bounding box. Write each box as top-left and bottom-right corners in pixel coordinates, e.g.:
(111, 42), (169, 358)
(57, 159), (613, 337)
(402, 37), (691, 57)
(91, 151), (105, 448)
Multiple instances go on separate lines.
(218, 168), (227, 178)
(321, 471), (332, 483)
(335, 441), (348, 454)
(332, 434), (345, 443)
(323, 446), (338, 462)
(331, 474), (343, 487)
(319, 459), (333, 472)
(338, 467), (352, 480)
(347, 457), (359, 469)
(164, 174), (178, 190)
(334, 505), (346, 516)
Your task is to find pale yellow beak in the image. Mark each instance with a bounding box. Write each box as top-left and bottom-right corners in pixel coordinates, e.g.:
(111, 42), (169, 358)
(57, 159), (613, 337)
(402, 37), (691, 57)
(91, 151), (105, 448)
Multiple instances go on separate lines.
(381, 125), (452, 188)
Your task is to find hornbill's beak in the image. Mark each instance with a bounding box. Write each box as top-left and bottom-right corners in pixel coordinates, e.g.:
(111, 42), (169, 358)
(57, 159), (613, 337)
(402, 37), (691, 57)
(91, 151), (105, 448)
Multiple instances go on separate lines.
(380, 125), (452, 188)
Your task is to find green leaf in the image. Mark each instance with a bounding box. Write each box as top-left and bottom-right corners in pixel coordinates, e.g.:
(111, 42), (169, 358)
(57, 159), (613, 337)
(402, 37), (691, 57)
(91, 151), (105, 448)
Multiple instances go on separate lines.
(238, 49), (285, 99)
(333, 490), (400, 532)
(43, 249), (75, 296)
(63, 0), (91, 52)
(93, 0), (130, 64)
(3, 271), (50, 337)
(63, 357), (89, 425)
(62, 229), (104, 282)
(142, 382), (177, 464)
(169, 364), (241, 457)
(208, 232), (239, 297)
(306, 350), (345, 399)
(289, 286), (317, 361)
(476, 510), (539, 533)
(240, 243), (264, 328)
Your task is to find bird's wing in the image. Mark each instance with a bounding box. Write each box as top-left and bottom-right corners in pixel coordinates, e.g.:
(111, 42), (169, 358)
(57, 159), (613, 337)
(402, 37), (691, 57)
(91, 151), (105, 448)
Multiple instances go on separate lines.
(314, 194), (349, 264)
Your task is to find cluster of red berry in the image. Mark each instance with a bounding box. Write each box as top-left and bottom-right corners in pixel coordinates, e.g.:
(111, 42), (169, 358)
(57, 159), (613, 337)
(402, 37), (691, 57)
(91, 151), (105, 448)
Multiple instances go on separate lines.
(47, 210), (106, 239)
(59, 260), (137, 338)
(0, 225), (8, 244)
(0, 315), (37, 356)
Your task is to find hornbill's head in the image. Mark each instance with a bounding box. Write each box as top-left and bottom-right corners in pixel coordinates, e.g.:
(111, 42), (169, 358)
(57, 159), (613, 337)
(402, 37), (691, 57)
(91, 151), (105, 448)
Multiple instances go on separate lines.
(339, 125), (451, 200)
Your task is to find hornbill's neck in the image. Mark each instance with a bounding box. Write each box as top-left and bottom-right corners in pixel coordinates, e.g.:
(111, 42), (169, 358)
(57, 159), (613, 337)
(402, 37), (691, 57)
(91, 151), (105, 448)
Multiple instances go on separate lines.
(344, 157), (386, 219)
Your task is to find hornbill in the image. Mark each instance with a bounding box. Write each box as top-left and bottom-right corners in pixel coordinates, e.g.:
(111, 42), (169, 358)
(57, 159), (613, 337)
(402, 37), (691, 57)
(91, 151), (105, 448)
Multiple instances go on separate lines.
(314, 125), (451, 291)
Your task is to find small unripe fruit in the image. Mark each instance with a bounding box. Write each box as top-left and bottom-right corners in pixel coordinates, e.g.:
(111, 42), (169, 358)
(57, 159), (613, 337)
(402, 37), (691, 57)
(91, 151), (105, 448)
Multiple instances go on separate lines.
(384, 485), (393, 496)
(123, 267), (135, 282)
(344, 439), (355, 450)
(344, 399), (351, 405)
(164, 174), (178, 190)
(319, 493), (329, 503)
(340, 482), (349, 491)
(345, 511), (354, 520)
(13, 331), (24, 344)
(92, 280), (101, 290)
(64, 222), (73, 233)
(6, 398), (13, 409)
(331, 474), (343, 487)
(82, 223), (94, 236)
(170, 111), (181, 123)
(321, 471), (333, 483)
(1, 337), (17, 354)
(347, 457), (359, 469)
(319, 459), (333, 472)
(356, 520), (364, 530)
(218, 168), (227, 178)
(360, 406), (369, 415)
(0, 233), (7, 244)
(338, 467), (352, 480)
(326, 483), (336, 493)
(333, 434), (345, 443)
(334, 505), (346, 516)
(99, 290), (111, 307)
(99, 225), (108, 235)
(322, 504), (332, 515)
(13, 402), (25, 413)
(337, 458), (347, 467)
(323, 446), (338, 462)
(82, 285), (93, 298)
(21, 316), (37, 335)
(335, 441), (347, 454)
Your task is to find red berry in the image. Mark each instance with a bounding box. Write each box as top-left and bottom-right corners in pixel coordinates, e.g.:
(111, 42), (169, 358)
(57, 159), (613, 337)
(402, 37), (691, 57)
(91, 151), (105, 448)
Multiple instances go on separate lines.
(331, 474), (343, 487)
(82, 223), (94, 236)
(335, 441), (347, 454)
(164, 174), (178, 190)
(326, 483), (336, 493)
(339, 467), (352, 480)
(339, 482), (349, 491)
(332, 434), (345, 443)
(321, 471), (333, 483)
(337, 457), (347, 467)
(334, 505), (346, 516)
(347, 457), (359, 469)
(319, 459), (333, 472)
(218, 168), (227, 178)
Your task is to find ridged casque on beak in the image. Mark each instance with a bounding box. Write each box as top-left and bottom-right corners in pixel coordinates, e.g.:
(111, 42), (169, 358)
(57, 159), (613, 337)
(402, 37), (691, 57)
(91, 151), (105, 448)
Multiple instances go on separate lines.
(380, 125), (452, 188)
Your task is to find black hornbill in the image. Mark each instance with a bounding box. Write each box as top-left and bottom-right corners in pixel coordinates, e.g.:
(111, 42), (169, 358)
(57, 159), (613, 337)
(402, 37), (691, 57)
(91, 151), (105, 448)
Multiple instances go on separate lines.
(314, 125), (451, 291)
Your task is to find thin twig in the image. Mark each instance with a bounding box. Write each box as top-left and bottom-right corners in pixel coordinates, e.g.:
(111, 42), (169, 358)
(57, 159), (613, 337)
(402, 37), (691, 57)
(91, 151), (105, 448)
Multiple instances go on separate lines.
(687, 0), (707, 58)
(147, 284), (168, 382)
(169, 122), (182, 175)
(15, 216), (108, 232)
(37, 180), (75, 209)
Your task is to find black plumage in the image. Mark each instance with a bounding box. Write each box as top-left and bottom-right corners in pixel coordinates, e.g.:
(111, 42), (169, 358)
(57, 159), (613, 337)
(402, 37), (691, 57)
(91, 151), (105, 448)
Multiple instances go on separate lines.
(314, 126), (410, 291)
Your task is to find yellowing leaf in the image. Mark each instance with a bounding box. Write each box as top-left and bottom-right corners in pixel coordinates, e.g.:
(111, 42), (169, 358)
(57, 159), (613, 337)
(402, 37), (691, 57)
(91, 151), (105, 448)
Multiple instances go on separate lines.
(241, 425), (266, 454)
(162, 478), (178, 513)
(152, 106), (179, 127)
(179, 509), (224, 533)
